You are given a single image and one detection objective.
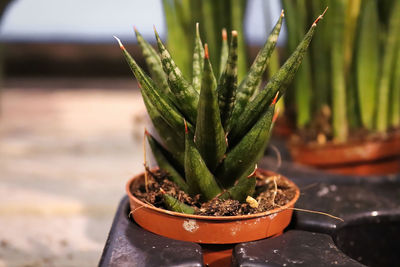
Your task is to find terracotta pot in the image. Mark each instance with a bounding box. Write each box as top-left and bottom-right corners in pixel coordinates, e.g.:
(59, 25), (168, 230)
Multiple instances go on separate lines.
(288, 132), (400, 176)
(272, 115), (294, 138)
(126, 169), (299, 266)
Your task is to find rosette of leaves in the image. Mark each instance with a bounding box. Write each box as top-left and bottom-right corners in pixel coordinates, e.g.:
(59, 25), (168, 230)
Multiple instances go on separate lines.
(114, 11), (323, 214)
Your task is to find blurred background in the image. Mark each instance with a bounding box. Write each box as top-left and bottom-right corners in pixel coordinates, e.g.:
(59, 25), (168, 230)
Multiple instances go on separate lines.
(0, 0), (283, 266)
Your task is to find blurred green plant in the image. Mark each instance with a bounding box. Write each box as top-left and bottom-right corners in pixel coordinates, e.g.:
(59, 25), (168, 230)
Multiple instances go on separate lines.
(114, 10), (323, 212)
(282, 0), (400, 142)
(162, 0), (248, 81)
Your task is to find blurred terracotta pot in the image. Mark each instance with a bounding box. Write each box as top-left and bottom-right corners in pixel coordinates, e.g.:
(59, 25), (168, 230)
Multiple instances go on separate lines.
(288, 132), (400, 176)
(126, 168), (299, 266)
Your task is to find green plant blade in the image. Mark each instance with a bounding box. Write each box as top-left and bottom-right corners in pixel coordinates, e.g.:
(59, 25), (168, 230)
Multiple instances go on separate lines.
(134, 28), (170, 95)
(390, 48), (400, 128)
(142, 93), (185, 165)
(217, 31), (238, 130)
(219, 29), (229, 78)
(376, 0), (400, 132)
(192, 23), (205, 93)
(114, 36), (193, 137)
(230, 0), (248, 81)
(154, 28), (199, 123)
(220, 174), (256, 202)
(331, 0), (348, 141)
(185, 125), (222, 201)
(162, 0), (194, 79)
(201, 0), (222, 77)
(163, 193), (195, 214)
(146, 132), (188, 192)
(310, 0), (331, 110)
(194, 48), (227, 171)
(356, 0), (379, 130)
(216, 103), (275, 188)
(230, 12), (284, 132)
(292, 2), (312, 128)
(229, 19), (319, 143)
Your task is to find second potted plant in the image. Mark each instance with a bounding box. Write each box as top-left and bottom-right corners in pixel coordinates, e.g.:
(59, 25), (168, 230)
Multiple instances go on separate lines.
(282, 0), (400, 176)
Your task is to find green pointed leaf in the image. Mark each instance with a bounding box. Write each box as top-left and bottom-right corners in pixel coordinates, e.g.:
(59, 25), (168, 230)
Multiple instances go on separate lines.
(142, 93), (185, 165)
(134, 28), (170, 95)
(230, 12), (284, 131)
(376, 0), (400, 132)
(217, 31), (238, 130)
(194, 49), (227, 171)
(219, 29), (229, 77)
(154, 29), (199, 123)
(192, 23), (205, 93)
(185, 126), (221, 201)
(229, 21), (318, 143)
(113, 36), (194, 136)
(356, 0), (379, 130)
(220, 176), (256, 202)
(146, 132), (188, 192)
(390, 48), (400, 128)
(330, 0), (348, 142)
(163, 193), (195, 214)
(217, 104), (275, 188)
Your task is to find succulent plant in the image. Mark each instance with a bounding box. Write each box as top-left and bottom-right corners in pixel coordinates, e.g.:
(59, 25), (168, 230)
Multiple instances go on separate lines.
(114, 10), (323, 214)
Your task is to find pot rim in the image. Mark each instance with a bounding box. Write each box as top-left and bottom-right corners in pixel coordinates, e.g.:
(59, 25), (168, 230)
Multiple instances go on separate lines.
(126, 168), (300, 221)
(289, 129), (400, 150)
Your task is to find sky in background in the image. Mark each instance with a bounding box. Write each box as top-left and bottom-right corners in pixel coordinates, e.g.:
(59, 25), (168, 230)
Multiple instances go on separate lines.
(0, 0), (285, 45)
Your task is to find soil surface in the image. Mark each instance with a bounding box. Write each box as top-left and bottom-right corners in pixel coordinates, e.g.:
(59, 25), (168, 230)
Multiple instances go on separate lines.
(131, 169), (297, 216)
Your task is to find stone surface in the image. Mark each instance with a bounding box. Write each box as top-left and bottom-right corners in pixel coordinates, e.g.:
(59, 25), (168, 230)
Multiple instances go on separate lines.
(0, 80), (150, 266)
(232, 230), (363, 267)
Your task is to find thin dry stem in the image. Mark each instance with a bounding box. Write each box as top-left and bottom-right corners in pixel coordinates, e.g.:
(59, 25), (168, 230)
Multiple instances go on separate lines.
(271, 176), (278, 206)
(287, 207), (344, 222)
(143, 130), (149, 193)
(270, 144), (282, 171)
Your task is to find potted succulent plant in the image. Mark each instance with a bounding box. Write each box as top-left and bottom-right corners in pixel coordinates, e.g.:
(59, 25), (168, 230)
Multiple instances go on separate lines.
(114, 10), (324, 266)
(282, 0), (400, 175)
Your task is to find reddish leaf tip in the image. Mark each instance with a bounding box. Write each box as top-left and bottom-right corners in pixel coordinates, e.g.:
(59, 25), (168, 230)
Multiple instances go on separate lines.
(160, 188), (166, 194)
(222, 28), (227, 40)
(113, 36), (124, 49)
(184, 120), (189, 133)
(271, 92), (279, 106)
(144, 128), (150, 136)
(313, 7), (328, 26)
(204, 44), (209, 59)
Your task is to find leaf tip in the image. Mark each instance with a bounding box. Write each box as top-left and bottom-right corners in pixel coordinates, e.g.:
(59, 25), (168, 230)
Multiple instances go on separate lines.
(281, 9), (285, 18)
(271, 92), (279, 106)
(231, 30), (238, 37)
(313, 6), (328, 26)
(184, 119), (189, 133)
(144, 128), (150, 136)
(160, 188), (166, 194)
(113, 35), (124, 49)
(204, 43), (209, 59)
(222, 28), (227, 40)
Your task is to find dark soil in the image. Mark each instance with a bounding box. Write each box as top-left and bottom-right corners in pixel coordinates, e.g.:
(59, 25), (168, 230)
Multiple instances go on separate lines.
(131, 169), (297, 216)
